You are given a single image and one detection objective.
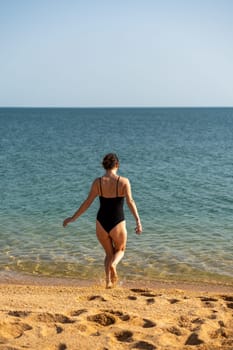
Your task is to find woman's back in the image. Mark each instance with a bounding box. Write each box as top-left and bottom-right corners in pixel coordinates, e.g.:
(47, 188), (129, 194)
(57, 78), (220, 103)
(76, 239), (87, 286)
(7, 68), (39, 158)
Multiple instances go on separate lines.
(98, 175), (125, 198)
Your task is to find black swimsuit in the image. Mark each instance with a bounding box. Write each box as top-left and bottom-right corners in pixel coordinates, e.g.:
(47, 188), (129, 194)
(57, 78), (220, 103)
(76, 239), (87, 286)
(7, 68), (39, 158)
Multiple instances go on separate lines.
(97, 176), (125, 233)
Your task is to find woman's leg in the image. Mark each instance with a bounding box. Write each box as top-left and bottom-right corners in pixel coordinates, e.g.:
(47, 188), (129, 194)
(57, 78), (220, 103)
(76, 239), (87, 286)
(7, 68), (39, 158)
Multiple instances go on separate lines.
(96, 221), (114, 288)
(109, 221), (127, 283)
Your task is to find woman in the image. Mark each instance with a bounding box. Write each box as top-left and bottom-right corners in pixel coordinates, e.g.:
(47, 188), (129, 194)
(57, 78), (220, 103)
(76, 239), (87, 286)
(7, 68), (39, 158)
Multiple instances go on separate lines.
(63, 153), (142, 288)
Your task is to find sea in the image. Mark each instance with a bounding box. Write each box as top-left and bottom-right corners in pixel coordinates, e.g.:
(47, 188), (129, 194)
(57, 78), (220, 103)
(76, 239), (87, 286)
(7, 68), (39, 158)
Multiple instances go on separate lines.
(0, 107), (233, 285)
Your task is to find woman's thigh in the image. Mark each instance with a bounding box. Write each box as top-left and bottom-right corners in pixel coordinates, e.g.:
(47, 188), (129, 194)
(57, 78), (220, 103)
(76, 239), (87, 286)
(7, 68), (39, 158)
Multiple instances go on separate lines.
(96, 220), (114, 255)
(109, 221), (127, 250)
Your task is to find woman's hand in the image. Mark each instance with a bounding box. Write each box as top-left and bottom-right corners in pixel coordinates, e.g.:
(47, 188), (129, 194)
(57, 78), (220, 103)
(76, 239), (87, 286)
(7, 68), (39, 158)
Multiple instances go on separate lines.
(63, 217), (73, 227)
(135, 221), (142, 234)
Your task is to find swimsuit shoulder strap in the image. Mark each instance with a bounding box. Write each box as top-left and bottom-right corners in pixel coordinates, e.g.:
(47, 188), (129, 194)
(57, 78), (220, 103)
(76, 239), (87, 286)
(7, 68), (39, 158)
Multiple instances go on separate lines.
(99, 177), (103, 196)
(116, 176), (120, 196)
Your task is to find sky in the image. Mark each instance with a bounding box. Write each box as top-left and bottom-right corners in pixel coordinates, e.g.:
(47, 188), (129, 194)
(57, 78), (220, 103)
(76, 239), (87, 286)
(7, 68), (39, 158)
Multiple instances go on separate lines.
(0, 0), (233, 107)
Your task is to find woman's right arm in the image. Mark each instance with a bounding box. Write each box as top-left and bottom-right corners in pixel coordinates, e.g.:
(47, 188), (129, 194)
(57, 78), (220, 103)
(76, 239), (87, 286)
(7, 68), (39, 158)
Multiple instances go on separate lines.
(63, 178), (99, 227)
(124, 178), (142, 234)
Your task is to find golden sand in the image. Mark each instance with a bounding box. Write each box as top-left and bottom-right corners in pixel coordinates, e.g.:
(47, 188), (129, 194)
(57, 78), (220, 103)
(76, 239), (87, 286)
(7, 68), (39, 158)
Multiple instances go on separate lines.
(0, 279), (233, 350)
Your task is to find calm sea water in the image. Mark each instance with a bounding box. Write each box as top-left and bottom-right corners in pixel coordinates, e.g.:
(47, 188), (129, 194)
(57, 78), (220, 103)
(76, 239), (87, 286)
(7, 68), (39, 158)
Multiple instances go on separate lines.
(0, 107), (233, 284)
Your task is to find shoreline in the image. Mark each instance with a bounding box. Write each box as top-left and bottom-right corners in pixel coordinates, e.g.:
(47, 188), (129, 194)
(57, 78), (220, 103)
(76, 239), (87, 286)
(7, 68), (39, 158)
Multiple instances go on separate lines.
(1, 271), (233, 294)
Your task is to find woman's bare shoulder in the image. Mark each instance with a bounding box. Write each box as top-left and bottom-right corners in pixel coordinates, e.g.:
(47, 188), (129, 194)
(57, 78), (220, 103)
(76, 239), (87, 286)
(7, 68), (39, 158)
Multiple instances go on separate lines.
(119, 176), (130, 188)
(119, 175), (129, 182)
(91, 177), (101, 190)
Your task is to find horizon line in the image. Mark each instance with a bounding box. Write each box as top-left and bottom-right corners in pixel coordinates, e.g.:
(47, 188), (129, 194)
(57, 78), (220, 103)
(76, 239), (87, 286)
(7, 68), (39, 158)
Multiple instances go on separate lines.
(0, 105), (233, 109)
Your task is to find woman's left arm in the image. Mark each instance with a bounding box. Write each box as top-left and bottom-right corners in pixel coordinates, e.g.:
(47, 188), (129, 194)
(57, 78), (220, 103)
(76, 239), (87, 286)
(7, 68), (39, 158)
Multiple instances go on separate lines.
(63, 179), (99, 227)
(124, 178), (142, 234)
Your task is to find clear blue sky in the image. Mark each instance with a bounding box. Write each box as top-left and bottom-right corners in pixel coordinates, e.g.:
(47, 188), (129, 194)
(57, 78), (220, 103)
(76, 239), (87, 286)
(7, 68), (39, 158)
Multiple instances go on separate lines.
(0, 0), (232, 107)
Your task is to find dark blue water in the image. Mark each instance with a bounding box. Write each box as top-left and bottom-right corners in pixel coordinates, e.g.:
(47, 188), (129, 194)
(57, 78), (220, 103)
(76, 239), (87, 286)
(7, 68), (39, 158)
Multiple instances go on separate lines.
(0, 107), (233, 284)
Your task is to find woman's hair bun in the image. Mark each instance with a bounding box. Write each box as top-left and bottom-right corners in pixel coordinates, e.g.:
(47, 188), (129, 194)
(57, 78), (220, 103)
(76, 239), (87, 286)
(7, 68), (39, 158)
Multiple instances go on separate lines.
(102, 153), (119, 170)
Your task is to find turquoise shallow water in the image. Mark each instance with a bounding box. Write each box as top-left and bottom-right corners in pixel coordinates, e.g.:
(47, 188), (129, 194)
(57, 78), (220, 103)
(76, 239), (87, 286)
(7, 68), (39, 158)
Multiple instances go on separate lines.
(0, 107), (233, 284)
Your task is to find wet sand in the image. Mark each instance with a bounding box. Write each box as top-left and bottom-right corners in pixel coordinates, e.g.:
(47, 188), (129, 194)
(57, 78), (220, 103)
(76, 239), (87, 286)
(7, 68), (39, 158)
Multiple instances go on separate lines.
(0, 278), (233, 350)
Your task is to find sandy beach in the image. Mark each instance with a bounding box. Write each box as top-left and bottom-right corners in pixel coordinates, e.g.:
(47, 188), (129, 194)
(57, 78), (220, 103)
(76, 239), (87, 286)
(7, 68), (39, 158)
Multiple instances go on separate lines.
(0, 278), (233, 350)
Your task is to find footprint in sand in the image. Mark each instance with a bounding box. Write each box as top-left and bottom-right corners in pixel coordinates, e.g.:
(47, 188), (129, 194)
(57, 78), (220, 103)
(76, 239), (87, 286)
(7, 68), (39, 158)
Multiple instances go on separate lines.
(221, 295), (233, 302)
(167, 326), (182, 336)
(141, 292), (156, 298)
(87, 312), (116, 326)
(130, 289), (157, 305)
(199, 296), (218, 308)
(130, 288), (156, 298)
(32, 313), (74, 324)
(70, 309), (88, 317)
(0, 321), (32, 340)
(220, 295), (233, 310)
(169, 298), (180, 304)
(208, 313), (218, 320)
(211, 326), (228, 339)
(191, 317), (205, 326)
(45, 343), (67, 350)
(185, 332), (204, 346)
(115, 330), (133, 343)
(8, 311), (31, 318)
(218, 320), (225, 327)
(142, 318), (156, 328)
(102, 309), (130, 321)
(130, 288), (150, 293)
(132, 340), (156, 350)
(146, 298), (155, 305)
(88, 295), (106, 302)
(200, 297), (218, 302)
(55, 325), (63, 334)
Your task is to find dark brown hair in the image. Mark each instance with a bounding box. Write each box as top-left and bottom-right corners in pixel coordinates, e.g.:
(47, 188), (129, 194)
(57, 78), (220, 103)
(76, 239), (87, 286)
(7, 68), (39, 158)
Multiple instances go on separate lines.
(102, 153), (119, 170)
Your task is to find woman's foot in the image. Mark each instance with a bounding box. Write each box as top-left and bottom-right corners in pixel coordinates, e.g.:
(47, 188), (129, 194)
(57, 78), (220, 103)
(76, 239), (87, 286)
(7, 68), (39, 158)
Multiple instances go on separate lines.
(106, 280), (113, 289)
